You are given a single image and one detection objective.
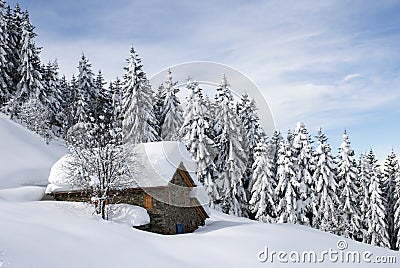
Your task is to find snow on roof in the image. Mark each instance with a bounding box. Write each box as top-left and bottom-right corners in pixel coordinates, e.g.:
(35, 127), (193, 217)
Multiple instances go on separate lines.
(46, 154), (85, 193)
(130, 141), (209, 210)
(46, 141), (209, 207)
(131, 141), (200, 187)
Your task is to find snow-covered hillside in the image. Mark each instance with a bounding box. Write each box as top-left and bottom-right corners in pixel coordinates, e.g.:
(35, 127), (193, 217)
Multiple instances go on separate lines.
(0, 114), (66, 190)
(0, 114), (399, 268)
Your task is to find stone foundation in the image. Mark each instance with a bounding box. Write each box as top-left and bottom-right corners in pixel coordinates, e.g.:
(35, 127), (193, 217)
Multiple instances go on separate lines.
(50, 187), (207, 235)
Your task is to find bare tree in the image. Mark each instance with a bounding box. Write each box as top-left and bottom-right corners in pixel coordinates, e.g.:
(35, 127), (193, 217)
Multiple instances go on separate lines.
(65, 121), (132, 220)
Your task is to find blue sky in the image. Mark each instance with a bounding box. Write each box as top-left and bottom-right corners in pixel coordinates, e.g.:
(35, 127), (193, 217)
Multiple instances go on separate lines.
(7, 0), (400, 161)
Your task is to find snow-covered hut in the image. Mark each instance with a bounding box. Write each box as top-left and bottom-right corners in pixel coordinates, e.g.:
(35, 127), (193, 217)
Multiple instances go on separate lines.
(45, 141), (209, 234)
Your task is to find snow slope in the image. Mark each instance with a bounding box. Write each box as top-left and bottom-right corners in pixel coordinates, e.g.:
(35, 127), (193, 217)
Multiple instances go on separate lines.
(0, 114), (66, 189)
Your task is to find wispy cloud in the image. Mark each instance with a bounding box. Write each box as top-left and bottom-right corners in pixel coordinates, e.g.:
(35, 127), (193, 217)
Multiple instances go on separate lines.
(343, 73), (362, 82)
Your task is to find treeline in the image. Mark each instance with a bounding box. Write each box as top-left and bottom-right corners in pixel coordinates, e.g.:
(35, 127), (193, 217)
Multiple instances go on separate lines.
(247, 124), (400, 251)
(0, 0), (399, 251)
(179, 75), (400, 251)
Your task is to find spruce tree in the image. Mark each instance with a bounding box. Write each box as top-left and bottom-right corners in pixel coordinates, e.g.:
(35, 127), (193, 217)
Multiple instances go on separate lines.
(95, 70), (109, 122)
(180, 78), (216, 198)
(312, 129), (340, 233)
(65, 75), (79, 129)
(59, 75), (75, 136)
(212, 74), (248, 217)
(0, 0), (11, 105)
(382, 150), (399, 249)
(286, 129), (294, 144)
(365, 150), (390, 248)
(336, 130), (361, 239)
(7, 14), (43, 119)
(269, 130), (282, 175)
(111, 78), (123, 130)
(203, 94), (217, 140)
(96, 70), (106, 90)
(275, 135), (302, 224)
(76, 54), (96, 124)
(5, 4), (24, 93)
(122, 47), (159, 144)
(161, 69), (183, 141)
(359, 153), (371, 242)
(153, 83), (166, 137)
(292, 122), (314, 226)
(236, 93), (266, 195)
(42, 60), (63, 132)
(249, 141), (276, 222)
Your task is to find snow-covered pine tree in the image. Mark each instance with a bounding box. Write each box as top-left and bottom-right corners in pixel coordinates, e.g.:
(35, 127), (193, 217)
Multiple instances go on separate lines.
(95, 70), (109, 121)
(111, 78), (123, 130)
(358, 153), (371, 242)
(336, 130), (361, 239)
(7, 14), (43, 119)
(59, 75), (75, 137)
(161, 69), (183, 141)
(249, 141), (276, 222)
(286, 129), (294, 144)
(382, 150), (399, 249)
(365, 150), (390, 248)
(212, 74), (248, 217)
(312, 129), (340, 233)
(153, 83), (166, 137)
(76, 54), (96, 124)
(180, 78), (216, 198)
(0, 0), (11, 106)
(42, 60), (63, 133)
(274, 134), (302, 224)
(268, 130), (282, 187)
(292, 122), (314, 226)
(64, 75), (79, 130)
(121, 47), (159, 144)
(265, 130), (282, 208)
(236, 93), (267, 196)
(5, 4), (24, 94)
(203, 94), (217, 140)
(96, 70), (106, 91)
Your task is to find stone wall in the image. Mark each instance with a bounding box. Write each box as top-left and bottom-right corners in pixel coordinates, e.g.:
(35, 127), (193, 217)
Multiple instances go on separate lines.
(150, 198), (206, 234)
(50, 187), (207, 235)
(113, 188), (206, 234)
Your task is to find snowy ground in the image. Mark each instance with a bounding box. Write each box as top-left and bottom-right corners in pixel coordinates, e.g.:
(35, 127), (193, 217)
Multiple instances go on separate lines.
(0, 115), (399, 268)
(0, 198), (399, 268)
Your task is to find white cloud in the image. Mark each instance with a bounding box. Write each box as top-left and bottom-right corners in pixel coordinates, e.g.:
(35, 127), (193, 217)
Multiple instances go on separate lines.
(343, 73), (362, 82)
